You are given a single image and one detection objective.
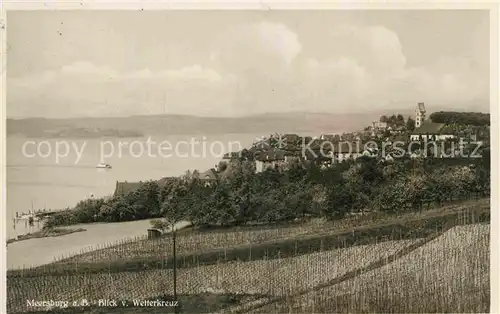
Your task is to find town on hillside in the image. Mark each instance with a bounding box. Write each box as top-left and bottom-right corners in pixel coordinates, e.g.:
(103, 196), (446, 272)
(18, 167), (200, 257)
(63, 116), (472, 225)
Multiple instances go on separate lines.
(7, 10), (491, 314)
(113, 102), (490, 197)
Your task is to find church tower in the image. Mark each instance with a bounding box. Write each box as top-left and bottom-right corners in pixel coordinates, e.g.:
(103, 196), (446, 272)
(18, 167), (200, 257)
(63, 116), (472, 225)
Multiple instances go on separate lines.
(415, 102), (426, 128)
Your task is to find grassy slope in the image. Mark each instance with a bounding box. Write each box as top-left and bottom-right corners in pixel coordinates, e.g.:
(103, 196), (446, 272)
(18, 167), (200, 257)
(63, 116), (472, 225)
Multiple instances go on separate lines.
(7, 199), (490, 313)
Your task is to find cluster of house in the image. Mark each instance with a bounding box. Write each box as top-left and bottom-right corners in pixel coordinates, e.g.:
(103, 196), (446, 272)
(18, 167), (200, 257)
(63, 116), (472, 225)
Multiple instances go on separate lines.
(222, 102), (486, 173)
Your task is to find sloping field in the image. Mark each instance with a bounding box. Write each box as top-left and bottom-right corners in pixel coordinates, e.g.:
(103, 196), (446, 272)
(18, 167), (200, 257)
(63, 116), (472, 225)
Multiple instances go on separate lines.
(7, 199), (490, 313)
(53, 219), (329, 265)
(7, 239), (416, 313)
(253, 223), (490, 313)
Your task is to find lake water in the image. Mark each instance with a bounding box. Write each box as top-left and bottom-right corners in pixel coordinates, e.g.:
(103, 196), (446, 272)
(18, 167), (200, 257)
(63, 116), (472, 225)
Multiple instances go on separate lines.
(6, 133), (263, 238)
(7, 220), (191, 269)
(6, 131), (339, 268)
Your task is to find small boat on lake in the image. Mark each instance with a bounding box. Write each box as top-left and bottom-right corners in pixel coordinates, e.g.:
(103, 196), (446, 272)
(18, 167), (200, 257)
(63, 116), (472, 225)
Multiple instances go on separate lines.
(96, 162), (112, 169)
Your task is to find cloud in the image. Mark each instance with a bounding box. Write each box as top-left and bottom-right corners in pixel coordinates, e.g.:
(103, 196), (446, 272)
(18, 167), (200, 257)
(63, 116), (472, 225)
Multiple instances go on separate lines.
(210, 21), (302, 77)
(7, 21), (488, 118)
(122, 65), (223, 83)
(254, 22), (303, 66)
(8, 62), (232, 117)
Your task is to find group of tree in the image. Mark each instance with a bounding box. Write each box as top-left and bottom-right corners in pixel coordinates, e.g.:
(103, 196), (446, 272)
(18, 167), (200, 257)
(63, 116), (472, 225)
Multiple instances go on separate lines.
(430, 111), (490, 126)
(379, 114), (406, 127)
(44, 154), (491, 229)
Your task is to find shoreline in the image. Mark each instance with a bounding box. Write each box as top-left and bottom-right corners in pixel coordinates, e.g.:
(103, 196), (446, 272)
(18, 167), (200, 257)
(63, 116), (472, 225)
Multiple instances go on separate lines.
(7, 227), (87, 245)
(6, 219), (191, 270)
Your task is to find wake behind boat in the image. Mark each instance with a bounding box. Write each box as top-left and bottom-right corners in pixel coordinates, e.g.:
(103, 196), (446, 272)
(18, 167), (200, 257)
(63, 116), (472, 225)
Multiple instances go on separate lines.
(96, 162), (112, 169)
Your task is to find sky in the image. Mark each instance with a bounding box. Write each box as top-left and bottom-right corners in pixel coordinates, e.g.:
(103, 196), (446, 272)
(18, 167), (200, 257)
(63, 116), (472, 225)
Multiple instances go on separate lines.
(7, 10), (490, 118)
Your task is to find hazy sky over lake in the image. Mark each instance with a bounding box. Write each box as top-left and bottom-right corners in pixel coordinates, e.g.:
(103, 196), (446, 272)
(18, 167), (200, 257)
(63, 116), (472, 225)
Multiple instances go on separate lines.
(7, 10), (489, 118)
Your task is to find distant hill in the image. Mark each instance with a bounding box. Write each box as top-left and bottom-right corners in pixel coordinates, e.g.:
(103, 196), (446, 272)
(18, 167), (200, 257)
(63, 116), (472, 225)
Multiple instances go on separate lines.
(7, 110), (415, 138)
(44, 127), (144, 139)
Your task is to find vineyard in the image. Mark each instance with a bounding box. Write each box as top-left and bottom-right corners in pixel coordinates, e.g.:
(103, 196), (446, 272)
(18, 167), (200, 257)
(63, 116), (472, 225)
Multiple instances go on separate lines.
(251, 223), (490, 313)
(7, 199), (490, 313)
(8, 238), (420, 313)
(38, 198), (490, 267)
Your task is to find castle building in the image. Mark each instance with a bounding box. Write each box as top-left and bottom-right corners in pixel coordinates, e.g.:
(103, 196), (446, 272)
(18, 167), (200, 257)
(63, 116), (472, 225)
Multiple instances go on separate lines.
(415, 102), (426, 128)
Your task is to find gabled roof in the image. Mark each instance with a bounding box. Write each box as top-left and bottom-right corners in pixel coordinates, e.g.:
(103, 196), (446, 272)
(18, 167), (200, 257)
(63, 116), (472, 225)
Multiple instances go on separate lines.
(301, 149), (323, 160)
(254, 148), (293, 161)
(307, 139), (324, 150)
(223, 152), (237, 159)
(200, 168), (218, 181)
(157, 177), (178, 186)
(417, 102), (426, 112)
(412, 122), (445, 134)
(321, 134), (336, 140)
(392, 134), (408, 142)
(282, 144), (302, 151)
(282, 133), (301, 142)
(330, 142), (363, 154)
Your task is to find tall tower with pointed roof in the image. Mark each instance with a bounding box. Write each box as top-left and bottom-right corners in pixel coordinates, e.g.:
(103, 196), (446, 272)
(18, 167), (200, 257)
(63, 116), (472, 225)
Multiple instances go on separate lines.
(415, 102), (426, 128)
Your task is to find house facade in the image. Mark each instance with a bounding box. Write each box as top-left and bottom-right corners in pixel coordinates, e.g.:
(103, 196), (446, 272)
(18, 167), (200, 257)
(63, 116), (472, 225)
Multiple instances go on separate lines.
(372, 121), (388, 130)
(254, 148), (287, 173)
(410, 121), (455, 142)
(199, 168), (218, 186)
(329, 142), (363, 163)
(113, 181), (143, 197)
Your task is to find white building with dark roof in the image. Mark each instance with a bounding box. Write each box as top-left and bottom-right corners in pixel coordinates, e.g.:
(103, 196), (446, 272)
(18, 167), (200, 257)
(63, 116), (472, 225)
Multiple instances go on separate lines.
(410, 121), (455, 141)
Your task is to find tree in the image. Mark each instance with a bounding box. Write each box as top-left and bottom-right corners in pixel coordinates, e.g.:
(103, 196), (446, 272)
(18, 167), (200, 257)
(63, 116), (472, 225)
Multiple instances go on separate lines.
(429, 111), (490, 126)
(126, 180), (161, 219)
(183, 170), (192, 181)
(283, 182), (312, 219)
(405, 174), (429, 210)
(380, 115), (389, 123)
(150, 218), (169, 232)
(396, 114), (405, 126)
(218, 161), (228, 172)
(72, 198), (105, 223)
(191, 170), (200, 180)
(158, 179), (189, 225)
(372, 179), (409, 212)
(406, 117), (416, 131)
(389, 114), (397, 125)
(156, 178), (191, 309)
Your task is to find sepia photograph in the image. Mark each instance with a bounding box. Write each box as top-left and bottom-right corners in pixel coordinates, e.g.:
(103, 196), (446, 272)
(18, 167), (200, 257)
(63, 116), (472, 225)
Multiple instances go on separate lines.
(1, 5), (497, 313)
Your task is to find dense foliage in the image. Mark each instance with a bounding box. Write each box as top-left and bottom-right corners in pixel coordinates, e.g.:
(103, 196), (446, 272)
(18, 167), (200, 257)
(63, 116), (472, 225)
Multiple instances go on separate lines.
(379, 114), (406, 127)
(406, 117), (415, 131)
(430, 111), (490, 126)
(44, 154), (490, 229)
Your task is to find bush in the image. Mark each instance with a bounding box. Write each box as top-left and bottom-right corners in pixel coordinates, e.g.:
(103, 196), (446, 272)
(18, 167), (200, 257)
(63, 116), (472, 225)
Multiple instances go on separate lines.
(429, 111), (490, 126)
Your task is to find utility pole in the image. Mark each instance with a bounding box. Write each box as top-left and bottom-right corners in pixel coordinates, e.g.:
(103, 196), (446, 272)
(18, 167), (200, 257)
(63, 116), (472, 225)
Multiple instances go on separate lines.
(172, 224), (177, 313)
(165, 193), (189, 313)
